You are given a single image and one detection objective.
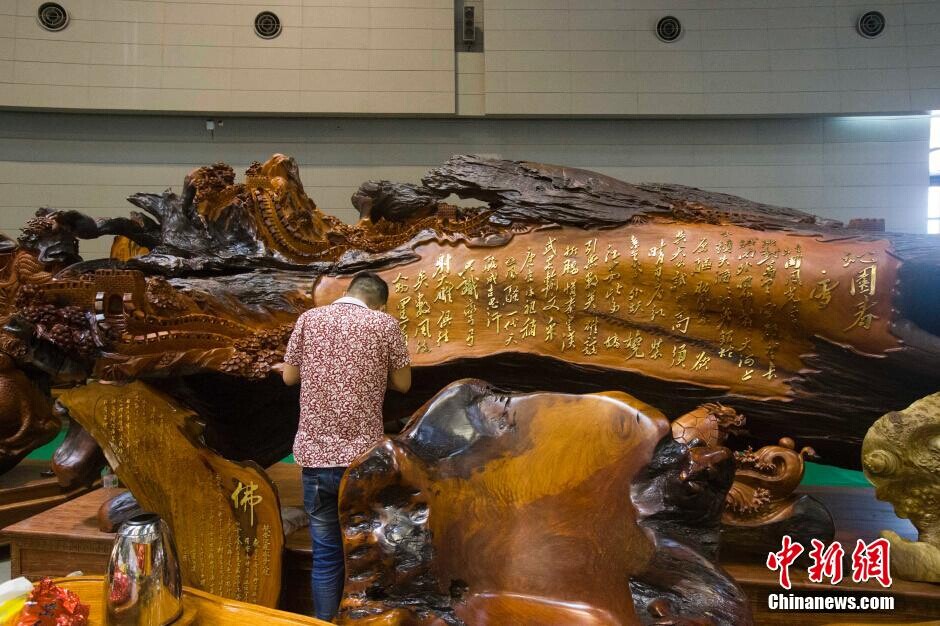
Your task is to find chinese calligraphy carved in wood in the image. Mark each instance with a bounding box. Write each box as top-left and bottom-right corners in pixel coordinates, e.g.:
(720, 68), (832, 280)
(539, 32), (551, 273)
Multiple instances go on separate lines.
(56, 381), (284, 607)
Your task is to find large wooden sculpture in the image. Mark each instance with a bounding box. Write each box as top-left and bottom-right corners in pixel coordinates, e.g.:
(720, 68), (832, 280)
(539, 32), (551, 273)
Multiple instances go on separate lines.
(3, 154), (936, 468)
(862, 392), (940, 583)
(339, 379), (751, 625)
(0, 153), (937, 607)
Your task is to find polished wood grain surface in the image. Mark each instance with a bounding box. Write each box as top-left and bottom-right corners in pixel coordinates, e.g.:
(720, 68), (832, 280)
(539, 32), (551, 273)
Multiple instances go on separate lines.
(49, 576), (331, 626)
(58, 382), (285, 607)
(339, 380), (716, 625)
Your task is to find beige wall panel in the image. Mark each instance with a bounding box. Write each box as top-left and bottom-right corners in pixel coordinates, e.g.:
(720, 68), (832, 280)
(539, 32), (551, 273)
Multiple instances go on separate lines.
(301, 27), (369, 50)
(298, 90), (368, 112)
(368, 28), (451, 50)
(2, 0), (453, 113)
(365, 90), (453, 113)
(301, 68), (368, 92)
(486, 0), (940, 114)
(370, 50), (451, 71)
(458, 72), (483, 95)
(14, 61), (90, 86)
(85, 65), (163, 89)
(302, 48), (369, 70)
(232, 45), (302, 69)
(231, 68), (300, 91)
(367, 70), (452, 92)
(90, 43), (164, 67)
(369, 7), (452, 29)
(571, 92), (637, 115)
(161, 66), (232, 90)
(13, 38), (92, 63)
(370, 0), (451, 9)
(163, 24), (233, 47)
(162, 45), (235, 69)
(638, 93), (705, 115)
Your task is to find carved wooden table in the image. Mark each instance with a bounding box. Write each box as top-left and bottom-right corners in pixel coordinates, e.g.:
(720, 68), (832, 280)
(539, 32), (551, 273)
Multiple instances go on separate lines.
(0, 463), (303, 581)
(2, 486), (124, 579)
(48, 576), (331, 626)
(0, 459), (98, 535)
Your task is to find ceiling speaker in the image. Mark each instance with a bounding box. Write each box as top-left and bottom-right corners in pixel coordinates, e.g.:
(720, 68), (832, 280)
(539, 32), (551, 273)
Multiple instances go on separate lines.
(656, 16), (682, 43)
(37, 3), (69, 32)
(254, 11), (282, 39)
(856, 11), (886, 38)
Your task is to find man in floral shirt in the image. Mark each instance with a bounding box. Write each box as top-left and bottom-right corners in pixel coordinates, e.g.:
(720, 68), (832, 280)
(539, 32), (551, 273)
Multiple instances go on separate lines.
(275, 271), (411, 621)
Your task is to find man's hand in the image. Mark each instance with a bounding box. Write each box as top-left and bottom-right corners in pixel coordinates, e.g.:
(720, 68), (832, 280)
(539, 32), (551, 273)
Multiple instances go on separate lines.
(272, 362), (300, 386)
(388, 365), (411, 393)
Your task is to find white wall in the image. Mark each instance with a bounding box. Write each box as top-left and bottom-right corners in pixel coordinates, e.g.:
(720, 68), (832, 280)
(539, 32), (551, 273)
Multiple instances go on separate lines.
(0, 0), (455, 114)
(4, 1), (940, 116)
(0, 111), (928, 259)
(486, 0), (940, 115)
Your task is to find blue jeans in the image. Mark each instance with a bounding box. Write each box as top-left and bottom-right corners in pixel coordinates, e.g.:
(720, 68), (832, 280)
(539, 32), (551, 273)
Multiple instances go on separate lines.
(302, 466), (347, 621)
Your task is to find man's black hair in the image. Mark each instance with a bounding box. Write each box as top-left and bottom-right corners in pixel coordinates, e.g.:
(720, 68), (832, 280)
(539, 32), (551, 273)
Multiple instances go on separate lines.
(348, 271), (390, 305)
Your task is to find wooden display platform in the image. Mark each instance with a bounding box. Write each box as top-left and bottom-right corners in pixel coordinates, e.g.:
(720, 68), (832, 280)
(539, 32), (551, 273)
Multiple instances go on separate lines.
(0, 459), (98, 537)
(2, 465), (938, 623)
(47, 576), (331, 625)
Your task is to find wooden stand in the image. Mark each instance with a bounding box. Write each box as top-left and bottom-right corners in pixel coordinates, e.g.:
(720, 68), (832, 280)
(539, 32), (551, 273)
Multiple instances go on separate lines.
(50, 576), (331, 626)
(2, 466), (938, 623)
(0, 459), (98, 536)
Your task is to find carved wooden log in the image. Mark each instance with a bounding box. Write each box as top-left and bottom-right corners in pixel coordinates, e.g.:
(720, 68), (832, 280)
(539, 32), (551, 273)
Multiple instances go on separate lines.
(2, 154), (938, 473)
(339, 379), (751, 626)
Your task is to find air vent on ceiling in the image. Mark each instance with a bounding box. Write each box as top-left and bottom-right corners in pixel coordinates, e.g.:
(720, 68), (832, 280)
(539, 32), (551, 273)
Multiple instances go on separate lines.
(254, 11), (282, 39)
(856, 11), (886, 38)
(37, 3), (69, 32)
(656, 16), (682, 43)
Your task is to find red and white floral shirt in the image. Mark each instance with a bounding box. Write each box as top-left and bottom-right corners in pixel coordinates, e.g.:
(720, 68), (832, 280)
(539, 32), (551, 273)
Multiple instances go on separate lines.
(283, 296), (410, 467)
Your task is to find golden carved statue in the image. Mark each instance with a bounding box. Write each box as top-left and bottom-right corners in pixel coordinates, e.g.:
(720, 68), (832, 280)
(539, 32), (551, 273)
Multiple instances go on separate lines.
(862, 392), (940, 583)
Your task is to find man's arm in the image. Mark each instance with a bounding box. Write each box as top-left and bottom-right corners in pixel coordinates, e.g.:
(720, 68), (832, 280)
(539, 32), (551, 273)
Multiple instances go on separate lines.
(388, 365), (411, 393)
(272, 362), (300, 386)
(386, 317), (412, 393)
(274, 314), (304, 386)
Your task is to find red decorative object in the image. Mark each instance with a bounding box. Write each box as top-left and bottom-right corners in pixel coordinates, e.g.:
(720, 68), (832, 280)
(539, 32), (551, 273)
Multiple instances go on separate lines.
(15, 578), (90, 626)
(108, 570), (131, 605)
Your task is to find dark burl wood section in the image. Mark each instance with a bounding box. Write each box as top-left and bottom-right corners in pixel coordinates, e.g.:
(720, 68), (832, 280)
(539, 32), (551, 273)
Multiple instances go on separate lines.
(339, 380), (751, 626)
(0, 154), (938, 471)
